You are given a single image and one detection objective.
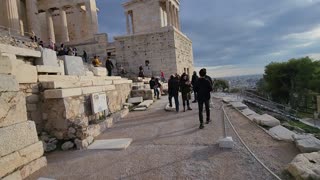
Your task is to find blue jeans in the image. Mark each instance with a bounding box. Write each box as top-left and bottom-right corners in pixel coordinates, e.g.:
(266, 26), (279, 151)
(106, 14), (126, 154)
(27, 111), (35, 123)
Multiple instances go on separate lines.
(154, 88), (159, 98)
(169, 94), (179, 112)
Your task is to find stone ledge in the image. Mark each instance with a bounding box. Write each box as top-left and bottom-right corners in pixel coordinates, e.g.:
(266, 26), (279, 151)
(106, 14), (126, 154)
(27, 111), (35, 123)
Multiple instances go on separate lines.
(37, 65), (63, 74)
(112, 79), (133, 85)
(44, 88), (82, 99)
(38, 75), (79, 82)
(41, 81), (81, 89)
(0, 44), (41, 58)
(81, 86), (104, 95)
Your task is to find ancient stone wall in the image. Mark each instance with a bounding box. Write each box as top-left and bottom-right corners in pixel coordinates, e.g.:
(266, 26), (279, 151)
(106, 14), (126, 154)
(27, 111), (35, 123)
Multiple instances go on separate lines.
(0, 75), (46, 180)
(174, 30), (194, 75)
(124, 0), (162, 34)
(114, 27), (194, 78)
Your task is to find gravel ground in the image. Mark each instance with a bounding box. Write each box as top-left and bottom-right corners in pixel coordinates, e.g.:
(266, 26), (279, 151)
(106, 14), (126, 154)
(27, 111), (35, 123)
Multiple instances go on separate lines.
(28, 97), (299, 180)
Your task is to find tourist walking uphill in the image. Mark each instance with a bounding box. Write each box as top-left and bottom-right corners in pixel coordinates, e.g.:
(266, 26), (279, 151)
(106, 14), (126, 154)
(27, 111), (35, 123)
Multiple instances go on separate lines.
(180, 73), (193, 112)
(191, 71), (199, 103)
(168, 75), (180, 112)
(105, 57), (114, 76)
(194, 69), (213, 129)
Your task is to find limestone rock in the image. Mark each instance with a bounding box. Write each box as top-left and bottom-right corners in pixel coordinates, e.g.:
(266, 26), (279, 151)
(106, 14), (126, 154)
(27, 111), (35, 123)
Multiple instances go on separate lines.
(131, 89), (154, 100)
(74, 139), (89, 150)
(61, 141), (74, 151)
(43, 142), (56, 153)
(287, 151), (320, 180)
(20, 157), (47, 179)
(230, 102), (248, 110)
(241, 108), (256, 116)
(137, 100), (154, 108)
(0, 75), (19, 92)
(134, 107), (147, 111)
(293, 134), (320, 153)
(61, 56), (85, 76)
(36, 48), (58, 67)
(90, 67), (107, 76)
(0, 121), (39, 157)
(2, 170), (22, 180)
(0, 91), (27, 128)
(268, 125), (296, 142)
(253, 114), (281, 127)
(128, 97), (143, 104)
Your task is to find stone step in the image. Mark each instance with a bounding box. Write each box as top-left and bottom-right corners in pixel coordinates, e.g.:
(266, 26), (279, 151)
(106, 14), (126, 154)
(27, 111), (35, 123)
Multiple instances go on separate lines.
(44, 85), (116, 99)
(36, 65), (63, 74)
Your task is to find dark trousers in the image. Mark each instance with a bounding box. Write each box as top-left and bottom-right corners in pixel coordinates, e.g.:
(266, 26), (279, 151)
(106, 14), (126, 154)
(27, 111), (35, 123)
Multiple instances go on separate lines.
(194, 92), (198, 102)
(107, 68), (112, 76)
(169, 94), (179, 112)
(198, 99), (210, 124)
(154, 88), (160, 98)
(182, 98), (190, 108)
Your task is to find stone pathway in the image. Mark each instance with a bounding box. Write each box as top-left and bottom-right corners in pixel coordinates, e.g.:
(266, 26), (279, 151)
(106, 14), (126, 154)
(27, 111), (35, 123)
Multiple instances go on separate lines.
(28, 97), (299, 180)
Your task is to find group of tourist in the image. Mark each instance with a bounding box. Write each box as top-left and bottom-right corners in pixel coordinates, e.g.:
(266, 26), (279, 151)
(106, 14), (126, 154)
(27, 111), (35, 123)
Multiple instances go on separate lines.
(166, 68), (213, 129)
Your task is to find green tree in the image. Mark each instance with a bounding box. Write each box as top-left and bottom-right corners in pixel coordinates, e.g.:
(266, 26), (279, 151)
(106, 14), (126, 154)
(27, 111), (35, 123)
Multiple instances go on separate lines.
(213, 79), (229, 92)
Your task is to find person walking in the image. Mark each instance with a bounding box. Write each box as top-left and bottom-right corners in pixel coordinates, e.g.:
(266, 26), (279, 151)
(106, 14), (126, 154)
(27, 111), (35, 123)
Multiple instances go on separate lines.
(105, 57), (114, 76)
(191, 71), (199, 103)
(160, 70), (165, 82)
(180, 73), (192, 112)
(168, 75), (180, 112)
(149, 77), (159, 99)
(82, 50), (88, 63)
(194, 69), (213, 129)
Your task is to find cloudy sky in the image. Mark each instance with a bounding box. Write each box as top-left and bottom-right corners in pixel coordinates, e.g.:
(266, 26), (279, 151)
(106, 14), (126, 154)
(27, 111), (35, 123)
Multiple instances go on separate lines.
(97, 0), (320, 77)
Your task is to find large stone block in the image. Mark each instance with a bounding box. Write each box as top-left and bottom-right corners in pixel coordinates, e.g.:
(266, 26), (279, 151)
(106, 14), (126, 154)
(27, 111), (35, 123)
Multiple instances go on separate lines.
(0, 152), (22, 178)
(253, 114), (280, 127)
(2, 170), (22, 180)
(0, 141), (44, 178)
(61, 56), (85, 76)
(131, 89), (154, 100)
(13, 62), (37, 84)
(287, 152), (320, 180)
(90, 67), (107, 76)
(268, 125), (296, 142)
(0, 91), (27, 128)
(36, 48), (58, 67)
(0, 75), (19, 92)
(44, 88), (82, 99)
(20, 157), (47, 179)
(0, 55), (13, 75)
(0, 121), (39, 157)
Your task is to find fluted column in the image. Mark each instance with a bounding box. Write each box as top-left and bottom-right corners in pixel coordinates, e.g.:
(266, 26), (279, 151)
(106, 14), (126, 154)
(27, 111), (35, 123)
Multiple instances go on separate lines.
(26, 0), (36, 34)
(60, 7), (69, 42)
(170, 4), (175, 27)
(177, 9), (181, 30)
(173, 6), (177, 28)
(166, 0), (171, 26)
(5, 0), (20, 31)
(46, 9), (55, 42)
(85, 0), (98, 35)
(126, 12), (130, 34)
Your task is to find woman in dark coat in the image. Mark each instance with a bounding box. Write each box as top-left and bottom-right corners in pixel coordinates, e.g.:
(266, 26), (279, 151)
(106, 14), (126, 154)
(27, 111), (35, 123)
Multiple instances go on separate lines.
(180, 73), (192, 112)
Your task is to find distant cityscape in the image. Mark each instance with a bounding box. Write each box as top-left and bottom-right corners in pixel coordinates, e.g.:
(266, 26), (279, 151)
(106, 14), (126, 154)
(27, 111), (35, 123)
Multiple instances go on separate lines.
(215, 74), (263, 89)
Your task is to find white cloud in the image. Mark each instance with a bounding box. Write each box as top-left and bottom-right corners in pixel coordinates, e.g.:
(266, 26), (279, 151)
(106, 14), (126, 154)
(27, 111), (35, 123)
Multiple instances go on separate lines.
(195, 65), (264, 78)
(283, 25), (320, 40)
(248, 19), (265, 27)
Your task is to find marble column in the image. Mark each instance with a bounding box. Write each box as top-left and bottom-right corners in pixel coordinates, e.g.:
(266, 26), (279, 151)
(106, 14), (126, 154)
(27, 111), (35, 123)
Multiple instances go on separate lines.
(166, 0), (171, 26)
(46, 9), (55, 42)
(85, 0), (98, 35)
(177, 9), (181, 30)
(60, 7), (69, 42)
(26, 0), (36, 34)
(126, 12), (130, 34)
(5, 0), (20, 31)
(173, 6), (177, 28)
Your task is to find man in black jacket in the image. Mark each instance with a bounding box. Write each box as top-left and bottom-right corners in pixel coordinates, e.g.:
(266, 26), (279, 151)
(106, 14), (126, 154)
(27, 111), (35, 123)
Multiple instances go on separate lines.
(105, 57), (114, 76)
(168, 75), (180, 112)
(191, 71), (199, 103)
(194, 69), (213, 129)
